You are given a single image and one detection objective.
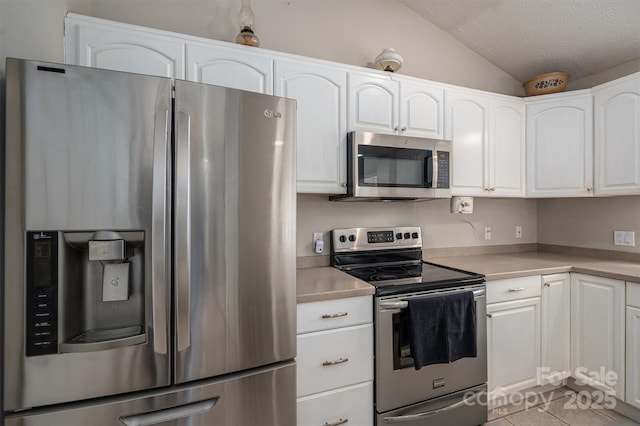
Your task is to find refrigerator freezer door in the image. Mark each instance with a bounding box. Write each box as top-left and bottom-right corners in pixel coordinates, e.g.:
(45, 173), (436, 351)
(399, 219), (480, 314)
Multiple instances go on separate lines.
(3, 59), (172, 411)
(4, 361), (296, 426)
(174, 80), (297, 383)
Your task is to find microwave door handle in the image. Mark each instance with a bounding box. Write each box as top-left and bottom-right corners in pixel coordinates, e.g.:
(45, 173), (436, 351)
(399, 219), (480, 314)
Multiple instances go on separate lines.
(431, 152), (438, 189)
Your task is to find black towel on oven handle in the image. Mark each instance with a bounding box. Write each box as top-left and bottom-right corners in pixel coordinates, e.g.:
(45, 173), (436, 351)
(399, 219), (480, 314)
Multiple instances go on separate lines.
(406, 291), (477, 370)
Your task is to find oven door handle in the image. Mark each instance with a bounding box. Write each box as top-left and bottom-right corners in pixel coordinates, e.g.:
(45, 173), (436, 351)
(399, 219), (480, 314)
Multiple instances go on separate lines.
(380, 289), (485, 310)
(382, 393), (477, 423)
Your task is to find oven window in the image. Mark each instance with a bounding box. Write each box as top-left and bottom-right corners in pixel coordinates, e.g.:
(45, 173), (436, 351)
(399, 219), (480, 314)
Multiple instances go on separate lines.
(392, 300), (478, 370)
(358, 145), (432, 188)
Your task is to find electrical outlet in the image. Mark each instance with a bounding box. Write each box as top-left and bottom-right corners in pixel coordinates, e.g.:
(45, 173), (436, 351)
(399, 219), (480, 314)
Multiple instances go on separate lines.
(313, 232), (324, 254)
(515, 226), (522, 239)
(614, 230), (635, 247)
(484, 227), (492, 240)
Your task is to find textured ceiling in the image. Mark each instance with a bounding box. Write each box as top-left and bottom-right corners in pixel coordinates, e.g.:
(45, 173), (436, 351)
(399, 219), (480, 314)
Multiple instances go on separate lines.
(400, 0), (640, 83)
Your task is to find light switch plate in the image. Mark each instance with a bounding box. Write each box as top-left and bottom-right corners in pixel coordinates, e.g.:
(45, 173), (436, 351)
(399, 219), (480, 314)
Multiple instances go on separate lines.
(614, 230), (635, 247)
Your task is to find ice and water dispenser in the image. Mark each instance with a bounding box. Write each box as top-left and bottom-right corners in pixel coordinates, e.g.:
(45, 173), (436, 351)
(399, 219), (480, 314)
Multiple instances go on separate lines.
(26, 230), (146, 356)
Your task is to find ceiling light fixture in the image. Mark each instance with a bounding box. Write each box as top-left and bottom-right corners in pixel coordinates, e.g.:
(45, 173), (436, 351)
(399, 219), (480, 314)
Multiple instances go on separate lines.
(374, 48), (403, 72)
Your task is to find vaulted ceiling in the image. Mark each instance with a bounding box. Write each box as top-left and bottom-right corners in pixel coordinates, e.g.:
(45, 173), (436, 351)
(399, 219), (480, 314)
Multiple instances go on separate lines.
(400, 0), (640, 84)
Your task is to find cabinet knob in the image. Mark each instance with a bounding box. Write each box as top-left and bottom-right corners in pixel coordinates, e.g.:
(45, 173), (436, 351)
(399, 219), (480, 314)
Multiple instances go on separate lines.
(400, 127), (407, 132)
(544, 282), (551, 287)
(394, 127), (399, 131)
(586, 187), (593, 192)
(486, 313), (493, 318)
(341, 183), (347, 187)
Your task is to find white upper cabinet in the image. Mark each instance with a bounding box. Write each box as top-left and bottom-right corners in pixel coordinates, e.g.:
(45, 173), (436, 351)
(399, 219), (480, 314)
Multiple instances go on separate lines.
(489, 97), (526, 197)
(348, 72), (444, 139)
(275, 59), (347, 194)
(445, 90), (490, 196)
(64, 14), (185, 79)
(348, 71), (399, 134)
(593, 73), (640, 196)
(186, 43), (273, 94)
(526, 91), (593, 197)
(397, 77), (444, 139)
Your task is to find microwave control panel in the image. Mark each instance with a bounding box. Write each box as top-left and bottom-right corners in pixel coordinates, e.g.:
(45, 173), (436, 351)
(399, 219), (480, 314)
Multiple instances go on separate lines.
(26, 231), (58, 356)
(436, 151), (450, 188)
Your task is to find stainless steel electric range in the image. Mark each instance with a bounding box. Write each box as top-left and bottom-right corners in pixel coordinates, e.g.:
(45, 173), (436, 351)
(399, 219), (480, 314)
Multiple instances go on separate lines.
(331, 226), (488, 426)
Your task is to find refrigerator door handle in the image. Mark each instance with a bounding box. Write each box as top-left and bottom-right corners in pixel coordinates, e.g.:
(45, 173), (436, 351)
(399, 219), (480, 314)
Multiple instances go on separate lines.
(152, 108), (171, 355)
(119, 398), (218, 426)
(175, 110), (192, 352)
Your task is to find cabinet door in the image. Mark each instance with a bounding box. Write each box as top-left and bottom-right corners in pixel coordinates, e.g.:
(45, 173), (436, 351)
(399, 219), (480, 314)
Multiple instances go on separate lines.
(64, 16), (185, 79)
(571, 273), (625, 398)
(275, 59), (347, 194)
(348, 72), (399, 134)
(593, 73), (640, 196)
(297, 381), (373, 426)
(398, 79), (444, 139)
(627, 305), (640, 409)
(489, 98), (525, 197)
(445, 90), (490, 196)
(187, 43), (273, 94)
(541, 273), (570, 385)
(526, 92), (593, 197)
(487, 297), (541, 397)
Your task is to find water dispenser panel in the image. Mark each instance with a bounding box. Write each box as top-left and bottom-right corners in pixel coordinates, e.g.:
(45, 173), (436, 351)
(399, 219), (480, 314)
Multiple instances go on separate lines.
(26, 231), (58, 356)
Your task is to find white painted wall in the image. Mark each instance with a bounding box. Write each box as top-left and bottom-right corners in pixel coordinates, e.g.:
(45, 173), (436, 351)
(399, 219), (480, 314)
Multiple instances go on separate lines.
(537, 196), (640, 254)
(0, 0), (523, 95)
(297, 195), (537, 256)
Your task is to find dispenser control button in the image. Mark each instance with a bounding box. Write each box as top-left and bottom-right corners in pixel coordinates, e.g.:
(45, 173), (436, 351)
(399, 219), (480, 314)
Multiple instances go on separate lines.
(412, 232), (419, 239)
(404, 233), (411, 239)
(339, 235), (347, 243)
(348, 235), (356, 242)
(396, 233), (403, 240)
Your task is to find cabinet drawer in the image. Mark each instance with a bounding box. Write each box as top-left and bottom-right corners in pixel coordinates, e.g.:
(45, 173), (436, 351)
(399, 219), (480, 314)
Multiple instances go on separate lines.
(487, 276), (541, 304)
(297, 296), (372, 334)
(297, 381), (373, 426)
(628, 282), (640, 308)
(297, 324), (373, 397)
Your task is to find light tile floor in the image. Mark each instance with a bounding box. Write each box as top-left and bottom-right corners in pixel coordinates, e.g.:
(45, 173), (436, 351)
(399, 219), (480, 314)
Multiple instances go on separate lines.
(484, 387), (640, 426)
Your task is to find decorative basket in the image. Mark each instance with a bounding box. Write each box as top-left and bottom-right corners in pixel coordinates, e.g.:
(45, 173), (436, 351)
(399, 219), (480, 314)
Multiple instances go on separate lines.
(522, 72), (570, 96)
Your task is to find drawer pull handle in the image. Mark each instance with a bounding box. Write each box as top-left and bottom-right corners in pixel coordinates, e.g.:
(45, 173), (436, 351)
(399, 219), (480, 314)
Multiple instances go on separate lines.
(508, 287), (526, 292)
(324, 419), (348, 426)
(323, 357), (349, 366)
(321, 312), (348, 319)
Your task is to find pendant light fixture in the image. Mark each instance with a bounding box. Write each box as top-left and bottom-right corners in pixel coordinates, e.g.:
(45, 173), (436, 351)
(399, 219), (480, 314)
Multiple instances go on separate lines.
(235, 0), (260, 47)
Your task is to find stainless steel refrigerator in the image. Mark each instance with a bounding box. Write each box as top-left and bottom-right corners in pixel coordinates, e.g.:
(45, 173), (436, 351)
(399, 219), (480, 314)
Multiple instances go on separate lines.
(3, 58), (297, 425)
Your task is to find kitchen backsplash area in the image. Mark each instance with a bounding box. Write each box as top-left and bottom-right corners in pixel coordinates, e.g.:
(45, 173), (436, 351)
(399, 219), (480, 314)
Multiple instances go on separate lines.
(538, 195), (640, 254)
(297, 194), (640, 259)
(296, 194), (538, 258)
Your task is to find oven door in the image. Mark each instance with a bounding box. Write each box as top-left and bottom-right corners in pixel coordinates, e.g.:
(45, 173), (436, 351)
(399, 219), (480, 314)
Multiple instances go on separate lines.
(375, 285), (487, 415)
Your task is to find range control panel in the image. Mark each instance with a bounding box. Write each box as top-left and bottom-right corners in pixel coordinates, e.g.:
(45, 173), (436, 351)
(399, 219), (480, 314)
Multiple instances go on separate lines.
(26, 231), (58, 356)
(331, 226), (422, 253)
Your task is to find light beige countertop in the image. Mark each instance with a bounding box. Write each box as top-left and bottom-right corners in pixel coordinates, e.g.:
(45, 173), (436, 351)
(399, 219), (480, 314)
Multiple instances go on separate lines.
(296, 267), (374, 303)
(430, 251), (640, 282)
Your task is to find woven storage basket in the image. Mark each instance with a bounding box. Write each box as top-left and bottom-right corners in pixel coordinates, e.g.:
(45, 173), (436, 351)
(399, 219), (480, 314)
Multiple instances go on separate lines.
(523, 72), (570, 96)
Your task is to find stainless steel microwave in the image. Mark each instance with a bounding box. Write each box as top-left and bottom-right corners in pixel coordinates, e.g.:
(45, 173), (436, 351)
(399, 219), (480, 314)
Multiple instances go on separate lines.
(330, 131), (452, 201)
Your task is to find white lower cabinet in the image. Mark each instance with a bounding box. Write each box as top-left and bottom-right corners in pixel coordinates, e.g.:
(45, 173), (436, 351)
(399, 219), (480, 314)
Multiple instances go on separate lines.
(571, 273), (625, 399)
(297, 296), (373, 425)
(627, 282), (640, 409)
(487, 296), (541, 397)
(297, 382), (373, 426)
(540, 273), (571, 384)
